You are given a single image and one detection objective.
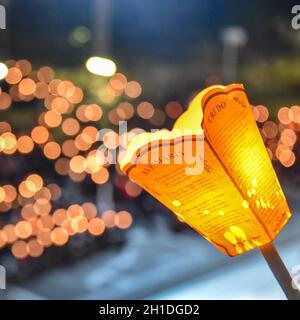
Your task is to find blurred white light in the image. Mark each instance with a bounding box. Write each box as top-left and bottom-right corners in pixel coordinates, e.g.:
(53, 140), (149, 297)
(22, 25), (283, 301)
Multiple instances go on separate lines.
(86, 56), (116, 77)
(0, 62), (8, 80)
(221, 26), (248, 47)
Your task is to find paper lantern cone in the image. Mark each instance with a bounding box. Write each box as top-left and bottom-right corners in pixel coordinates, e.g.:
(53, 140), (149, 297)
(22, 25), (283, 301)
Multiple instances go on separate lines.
(120, 84), (291, 257)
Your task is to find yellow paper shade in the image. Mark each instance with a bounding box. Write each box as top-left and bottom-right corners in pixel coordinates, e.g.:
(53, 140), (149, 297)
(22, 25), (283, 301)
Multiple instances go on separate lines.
(120, 84), (291, 256)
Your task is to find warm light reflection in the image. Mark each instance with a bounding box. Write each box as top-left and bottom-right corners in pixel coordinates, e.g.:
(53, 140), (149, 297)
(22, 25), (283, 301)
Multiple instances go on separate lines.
(0, 62), (8, 80)
(86, 56), (117, 77)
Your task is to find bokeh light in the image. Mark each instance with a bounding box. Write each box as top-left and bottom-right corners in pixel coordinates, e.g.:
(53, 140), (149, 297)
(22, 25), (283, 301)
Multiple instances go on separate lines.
(86, 56), (117, 77)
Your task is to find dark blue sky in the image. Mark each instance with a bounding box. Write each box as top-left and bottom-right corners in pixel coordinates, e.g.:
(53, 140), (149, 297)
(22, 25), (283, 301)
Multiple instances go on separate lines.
(0, 0), (296, 66)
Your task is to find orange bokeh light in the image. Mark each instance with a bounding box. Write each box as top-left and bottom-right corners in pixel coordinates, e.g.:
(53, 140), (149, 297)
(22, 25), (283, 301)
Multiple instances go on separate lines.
(43, 141), (61, 159)
(18, 78), (36, 95)
(88, 217), (105, 236)
(17, 135), (34, 154)
(31, 126), (49, 144)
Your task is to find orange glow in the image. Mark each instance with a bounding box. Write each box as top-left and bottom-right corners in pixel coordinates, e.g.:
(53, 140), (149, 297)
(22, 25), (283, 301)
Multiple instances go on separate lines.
(49, 79), (62, 95)
(33, 198), (52, 216)
(86, 150), (104, 173)
(47, 183), (61, 201)
(65, 86), (83, 104)
(278, 149), (293, 162)
(88, 217), (105, 235)
(61, 219), (76, 235)
(37, 230), (52, 247)
(115, 211), (133, 229)
(37, 215), (54, 230)
(25, 174), (43, 193)
(82, 202), (97, 219)
(289, 106), (300, 123)
(125, 81), (142, 98)
(165, 101), (183, 119)
(11, 240), (28, 259)
(62, 139), (79, 157)
(15, 221), (33, 239)
(84, 104), (103, 121)
(57, 80), (74, 96)
(0, 202), (12, 212)
(91, 167), (109, 184)
(51, 227), (69, 246)
(31, 126), (49, 144)
(17, 135), (34, 154)
(150, 109), (166, 126)
(51, 97), (70, 114)
(44, 95), (56, 110)
(81, 126), (98, 144)
(254, 105), (269, 123)
(71, 216), (89, 233)
(4, 59), (16, 68)
(1, 132), (17, 153)
(76, 105), (89, 122)
(2, 224), (17, 243)
(35, 187), (52, 201)
(9, 86), (20, 101)
(54, 158), (70, 175)
(125, 180), (142, 197)
(278, 107), (291, 125)
(0, 187), (5, 202)
(103, 131), (119, 149)
(0, 121), (12, 134)
(102, 210), (116, 228)
(69, 155), (87, 173)
(112, 73), (127, 86)
(109, 78), (124, 92)
(74, 134), (91, 151)
(29, 220), (39, 236)
(67, 204), (84, 219)
(21, 204), (37, 221)
(0, 231), (6, 248)
(37, 66), (55, 83)
(280, 129), (297, 146)
(34, 82), (49, 99)
(43, 141), (61, 159)
(52, 208), (67, 226)
(117, 102), (134, 120)
(0, 56), (137, 256)
(281, 151), (296, 167)
(137, 102), (155, 119)
(5, 67), (22, 84)
(108, 109), (120, 125)
(262, 121), (278, 139)
(44, 110), (62, 128)
(69, 171), (86, 182)
(16, 60), (32, 76)
(2, 185), (17, 202)
(19, 181), (35, 198)
(0, 92), (12, 110)
(27, 239), (44, 257)
(62, 118), (80, 136)
(18, 78), (36, 95)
